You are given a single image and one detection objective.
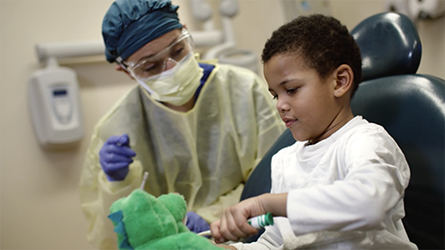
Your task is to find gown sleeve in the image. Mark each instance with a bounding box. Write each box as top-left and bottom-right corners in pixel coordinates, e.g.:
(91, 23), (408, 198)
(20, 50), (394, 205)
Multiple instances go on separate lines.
(79, 114), (143, 249)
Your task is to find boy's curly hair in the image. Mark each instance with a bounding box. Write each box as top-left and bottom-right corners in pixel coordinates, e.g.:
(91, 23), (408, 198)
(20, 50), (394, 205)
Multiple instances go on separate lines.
(262, 14), (362, 96)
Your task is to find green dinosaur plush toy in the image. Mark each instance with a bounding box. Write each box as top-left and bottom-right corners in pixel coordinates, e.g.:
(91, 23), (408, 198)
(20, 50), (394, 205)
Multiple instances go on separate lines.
(108, 189), (222, 250)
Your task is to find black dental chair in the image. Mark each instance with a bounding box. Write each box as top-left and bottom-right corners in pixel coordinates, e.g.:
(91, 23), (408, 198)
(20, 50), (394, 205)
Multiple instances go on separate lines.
(240, 12), (445, 249)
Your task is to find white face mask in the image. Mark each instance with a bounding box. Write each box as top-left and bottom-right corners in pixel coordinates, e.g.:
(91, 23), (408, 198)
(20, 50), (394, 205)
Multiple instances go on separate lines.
(136, 52), (204, 106)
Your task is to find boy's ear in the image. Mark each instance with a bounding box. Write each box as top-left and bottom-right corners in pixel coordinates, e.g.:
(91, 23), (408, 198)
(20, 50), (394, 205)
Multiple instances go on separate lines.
(333, 64), (353, 98)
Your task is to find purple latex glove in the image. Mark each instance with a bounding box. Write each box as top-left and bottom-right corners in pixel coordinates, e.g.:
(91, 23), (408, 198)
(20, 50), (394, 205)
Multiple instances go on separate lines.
(186, 211), (210, 233)
(99, 134), (136, 181)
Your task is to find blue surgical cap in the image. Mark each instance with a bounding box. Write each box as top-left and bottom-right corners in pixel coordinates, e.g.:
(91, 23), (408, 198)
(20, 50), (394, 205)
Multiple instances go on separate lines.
(102, 0), (183, 63)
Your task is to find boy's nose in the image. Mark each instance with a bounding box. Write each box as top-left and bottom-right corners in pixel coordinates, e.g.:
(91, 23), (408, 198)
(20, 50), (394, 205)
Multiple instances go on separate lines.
(276, 99), (290, 113)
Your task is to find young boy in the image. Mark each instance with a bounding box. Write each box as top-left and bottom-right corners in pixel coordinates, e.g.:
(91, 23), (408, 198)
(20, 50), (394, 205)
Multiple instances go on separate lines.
(210, 14), (418, 249)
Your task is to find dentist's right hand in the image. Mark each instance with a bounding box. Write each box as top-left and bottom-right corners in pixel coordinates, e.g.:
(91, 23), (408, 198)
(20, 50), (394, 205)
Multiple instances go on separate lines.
(99, 134), (136, 181)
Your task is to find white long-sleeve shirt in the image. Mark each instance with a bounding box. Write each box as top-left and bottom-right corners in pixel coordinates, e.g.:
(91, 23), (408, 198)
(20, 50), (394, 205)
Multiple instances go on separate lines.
(232, 116), (418, 250)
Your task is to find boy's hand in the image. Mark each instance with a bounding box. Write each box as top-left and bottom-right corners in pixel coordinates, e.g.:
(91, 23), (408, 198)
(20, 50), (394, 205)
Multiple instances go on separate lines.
(210, 193), (288, 243)
(210, 196), (265, 243)
(214, 244), (237, 249)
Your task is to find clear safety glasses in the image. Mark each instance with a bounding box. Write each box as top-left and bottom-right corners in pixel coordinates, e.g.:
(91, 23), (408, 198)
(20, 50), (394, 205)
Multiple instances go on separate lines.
(121, 29), (194, 79)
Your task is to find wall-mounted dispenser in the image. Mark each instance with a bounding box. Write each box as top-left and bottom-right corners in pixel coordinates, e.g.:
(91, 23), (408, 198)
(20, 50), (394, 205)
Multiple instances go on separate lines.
(28, 57), (84, 146)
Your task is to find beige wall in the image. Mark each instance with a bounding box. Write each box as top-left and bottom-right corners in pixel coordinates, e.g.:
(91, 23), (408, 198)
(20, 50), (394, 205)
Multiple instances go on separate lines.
(0, 0), (443, 249)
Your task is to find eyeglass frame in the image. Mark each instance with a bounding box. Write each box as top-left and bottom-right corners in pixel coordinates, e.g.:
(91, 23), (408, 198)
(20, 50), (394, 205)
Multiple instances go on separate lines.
(117, 28), (194, 79)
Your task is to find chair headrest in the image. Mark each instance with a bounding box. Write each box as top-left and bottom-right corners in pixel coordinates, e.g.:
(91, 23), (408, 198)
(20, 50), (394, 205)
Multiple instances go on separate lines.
(351, 12), (422, 82)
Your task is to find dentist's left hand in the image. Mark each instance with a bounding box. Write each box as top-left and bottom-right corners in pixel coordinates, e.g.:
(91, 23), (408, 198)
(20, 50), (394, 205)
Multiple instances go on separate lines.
(186, 211), (210, 233)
